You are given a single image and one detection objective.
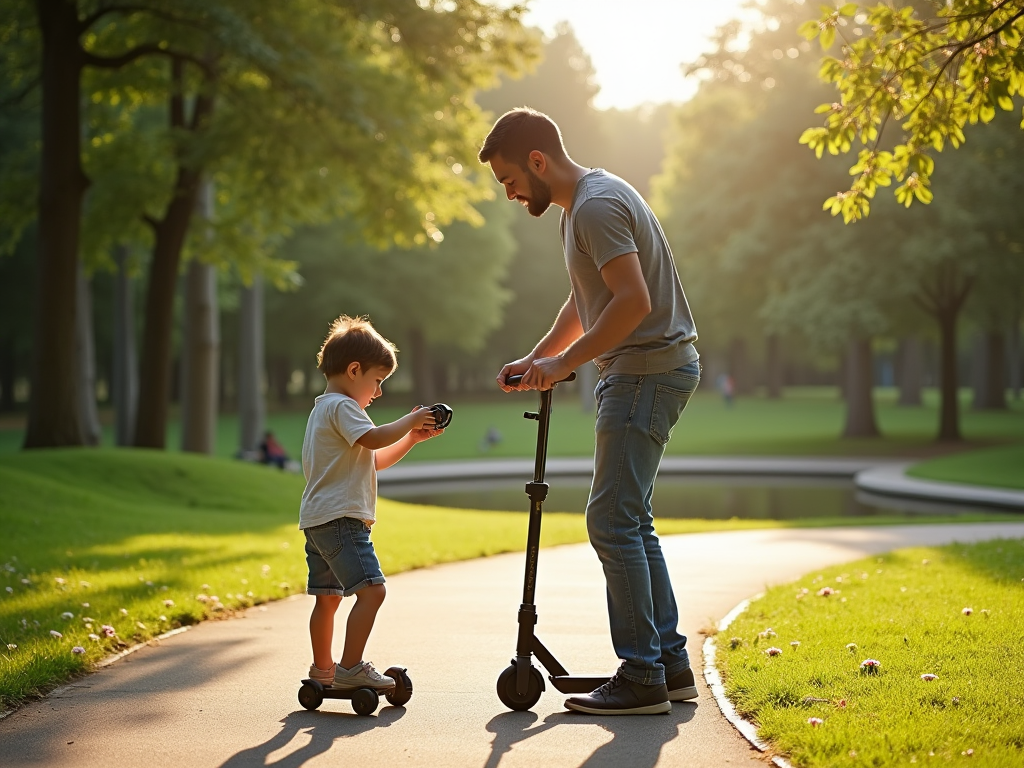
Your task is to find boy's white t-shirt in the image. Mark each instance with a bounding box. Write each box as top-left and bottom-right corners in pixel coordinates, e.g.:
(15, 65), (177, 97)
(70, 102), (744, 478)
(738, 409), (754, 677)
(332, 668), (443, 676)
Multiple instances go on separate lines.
(299, 393), (377, 529)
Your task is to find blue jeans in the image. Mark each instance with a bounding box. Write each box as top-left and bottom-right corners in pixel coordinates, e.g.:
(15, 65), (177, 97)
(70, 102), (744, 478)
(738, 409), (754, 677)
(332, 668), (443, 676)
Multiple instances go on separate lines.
(587, 360), (700, 685)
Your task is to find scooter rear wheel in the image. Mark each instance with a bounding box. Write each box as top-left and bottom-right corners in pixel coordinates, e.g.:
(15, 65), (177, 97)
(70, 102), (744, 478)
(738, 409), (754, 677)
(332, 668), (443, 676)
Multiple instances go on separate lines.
(497, 663), (544, 711)
(351, 687), (380, 716)
(298, 682), (323, 711)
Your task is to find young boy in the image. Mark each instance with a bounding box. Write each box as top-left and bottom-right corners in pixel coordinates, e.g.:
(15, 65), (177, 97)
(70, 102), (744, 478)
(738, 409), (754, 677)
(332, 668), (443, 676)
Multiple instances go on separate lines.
(300, 315), (442, 690)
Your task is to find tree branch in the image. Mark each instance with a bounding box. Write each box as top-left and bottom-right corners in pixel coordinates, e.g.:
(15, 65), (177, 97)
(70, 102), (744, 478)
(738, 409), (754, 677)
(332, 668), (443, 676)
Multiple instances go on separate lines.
(79, 4), (210, 35)
(82, 45), (212, 76)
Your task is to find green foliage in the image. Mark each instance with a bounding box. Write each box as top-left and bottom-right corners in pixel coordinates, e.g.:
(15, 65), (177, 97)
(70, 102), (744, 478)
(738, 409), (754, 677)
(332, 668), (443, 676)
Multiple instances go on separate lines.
(798, 0), (1024, 221)
(719, 540), (1024, 766)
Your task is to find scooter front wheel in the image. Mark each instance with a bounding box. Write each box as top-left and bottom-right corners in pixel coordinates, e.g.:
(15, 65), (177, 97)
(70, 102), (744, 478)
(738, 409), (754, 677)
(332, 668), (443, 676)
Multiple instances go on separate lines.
(497, 663), (544, 711)
(298, 682), (323, 711)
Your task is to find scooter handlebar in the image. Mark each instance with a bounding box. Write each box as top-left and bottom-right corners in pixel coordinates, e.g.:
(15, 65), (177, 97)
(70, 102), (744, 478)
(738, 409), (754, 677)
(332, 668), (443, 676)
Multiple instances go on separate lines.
(505, 371), (577, 388)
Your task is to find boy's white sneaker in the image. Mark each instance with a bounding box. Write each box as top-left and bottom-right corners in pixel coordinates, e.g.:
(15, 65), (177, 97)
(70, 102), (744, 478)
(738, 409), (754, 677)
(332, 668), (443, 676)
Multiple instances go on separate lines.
(308, 663), (336, 686)
(333, 661), (395, 691)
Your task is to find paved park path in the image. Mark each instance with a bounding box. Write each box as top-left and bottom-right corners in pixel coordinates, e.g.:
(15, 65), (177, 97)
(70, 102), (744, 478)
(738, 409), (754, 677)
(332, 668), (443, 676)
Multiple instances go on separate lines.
(4, 522), (1024, 768)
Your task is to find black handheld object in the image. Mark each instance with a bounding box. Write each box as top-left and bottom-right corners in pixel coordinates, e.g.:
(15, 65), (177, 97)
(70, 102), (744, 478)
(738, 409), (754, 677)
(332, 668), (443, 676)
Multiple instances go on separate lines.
(420, 403), (453, 430)
(505, 372), (577, 388)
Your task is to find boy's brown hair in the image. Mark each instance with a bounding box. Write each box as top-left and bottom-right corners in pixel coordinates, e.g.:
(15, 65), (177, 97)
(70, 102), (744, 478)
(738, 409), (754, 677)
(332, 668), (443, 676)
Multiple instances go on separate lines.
(477, 107), (567, 168)
(317, 315), (397, 378)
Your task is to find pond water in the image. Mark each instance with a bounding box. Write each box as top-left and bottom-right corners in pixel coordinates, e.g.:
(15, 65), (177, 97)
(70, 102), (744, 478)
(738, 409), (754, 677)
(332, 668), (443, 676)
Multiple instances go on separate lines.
(381, 475), (979, 520)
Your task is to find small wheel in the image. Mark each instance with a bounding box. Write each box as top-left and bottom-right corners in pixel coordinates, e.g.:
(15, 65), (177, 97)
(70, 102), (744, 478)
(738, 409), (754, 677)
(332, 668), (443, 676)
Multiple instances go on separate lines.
(384, 666), (413, 707)
(496, 662), (544, 711)
(298, 682), (323, 711)
(351, 687), (379, 716)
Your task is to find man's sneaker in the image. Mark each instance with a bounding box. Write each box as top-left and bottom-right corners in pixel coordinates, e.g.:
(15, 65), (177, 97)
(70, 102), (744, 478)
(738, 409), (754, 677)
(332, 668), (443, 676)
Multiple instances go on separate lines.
(333, 661), (395, 691)
(666, 666), (699, 701)
(308, 663), (336, 686)
(564, 668), (671, 715)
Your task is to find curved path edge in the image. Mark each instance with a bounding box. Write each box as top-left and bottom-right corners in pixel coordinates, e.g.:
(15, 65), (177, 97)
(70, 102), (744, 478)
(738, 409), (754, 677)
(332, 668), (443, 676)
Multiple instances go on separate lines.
(703, 599), (796, 768)
(855, 463), (1024, 511)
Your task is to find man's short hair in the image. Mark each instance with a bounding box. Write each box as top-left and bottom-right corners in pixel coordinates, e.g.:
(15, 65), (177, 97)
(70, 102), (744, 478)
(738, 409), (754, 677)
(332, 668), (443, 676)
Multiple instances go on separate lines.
(317, 315), (397, 378)
(478, 107), (567, 168)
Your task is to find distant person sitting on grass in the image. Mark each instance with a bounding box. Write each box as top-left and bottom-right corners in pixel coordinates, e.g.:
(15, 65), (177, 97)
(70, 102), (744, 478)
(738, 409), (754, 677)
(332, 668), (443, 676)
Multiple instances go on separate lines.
(259, 431), (289, 469)
(300, 315), (445, 692)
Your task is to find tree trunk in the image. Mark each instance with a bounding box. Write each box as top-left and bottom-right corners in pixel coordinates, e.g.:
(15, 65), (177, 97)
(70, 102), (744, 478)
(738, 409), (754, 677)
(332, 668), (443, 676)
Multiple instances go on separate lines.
(728, 337), (753, 395)
(841, 338), (880, 438)
(408, 327), (435, 405)
(24, 0), (86, 448)
(111, 246), (138, 446)
(75, 263), (102, 446)
(896, 337), (923, 407)
(1009, 320), (1022, 401)
(238, 275), (265, 456)
(936, 312), (961, 441)
(133, 57), (212, 449)
(578, 360), (598, 412)
(180, 261), (220, 453)
(0, 340), (15, 412)
(268, 354), (291, 406)
(973, 330), (1007, 410)
(765, 334), (783, 399)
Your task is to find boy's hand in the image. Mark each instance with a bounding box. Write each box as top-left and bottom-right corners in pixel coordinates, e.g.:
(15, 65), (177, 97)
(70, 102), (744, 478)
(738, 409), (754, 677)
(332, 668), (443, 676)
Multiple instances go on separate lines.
(408, 406), (443, 443)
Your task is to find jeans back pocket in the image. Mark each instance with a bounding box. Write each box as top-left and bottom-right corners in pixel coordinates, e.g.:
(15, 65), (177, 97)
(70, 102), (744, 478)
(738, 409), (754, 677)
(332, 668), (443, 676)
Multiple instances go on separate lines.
(650, 383), (695, 446)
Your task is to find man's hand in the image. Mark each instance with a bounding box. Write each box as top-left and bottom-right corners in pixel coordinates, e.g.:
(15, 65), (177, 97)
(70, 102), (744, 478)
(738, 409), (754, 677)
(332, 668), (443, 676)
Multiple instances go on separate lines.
(522, 356), (573, 391)
(496, 353), (535, 393)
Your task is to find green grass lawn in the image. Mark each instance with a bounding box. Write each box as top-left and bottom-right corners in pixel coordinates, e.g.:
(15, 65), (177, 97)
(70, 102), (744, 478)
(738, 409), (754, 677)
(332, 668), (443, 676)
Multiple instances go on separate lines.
(1, 449), (1016, 711)
(908, 444), (1024, 490)
(717, 539), (1024, 767)
(3, 387), (1021, 459)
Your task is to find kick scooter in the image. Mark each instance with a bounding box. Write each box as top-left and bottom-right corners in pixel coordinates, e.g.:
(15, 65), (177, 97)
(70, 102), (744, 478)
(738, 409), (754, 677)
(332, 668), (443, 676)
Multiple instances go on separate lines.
(298, 666), (413, 715)
(495, 372), (612, 711)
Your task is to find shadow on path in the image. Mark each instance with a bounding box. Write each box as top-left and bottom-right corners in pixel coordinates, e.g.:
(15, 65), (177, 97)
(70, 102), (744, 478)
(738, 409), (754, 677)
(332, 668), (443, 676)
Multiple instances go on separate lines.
(484, 703), (698, 768)
(218, 707), (406, 768)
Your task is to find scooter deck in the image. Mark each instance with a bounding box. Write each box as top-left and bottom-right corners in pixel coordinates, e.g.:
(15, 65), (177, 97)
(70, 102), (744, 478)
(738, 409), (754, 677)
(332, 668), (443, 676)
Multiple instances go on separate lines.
(300, 678), (394, 699)
(549, 675), (611, 694)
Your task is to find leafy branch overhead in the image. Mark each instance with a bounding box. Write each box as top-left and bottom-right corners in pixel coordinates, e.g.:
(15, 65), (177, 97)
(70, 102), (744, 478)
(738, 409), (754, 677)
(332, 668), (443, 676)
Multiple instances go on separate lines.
(798, 0), (1024, 222)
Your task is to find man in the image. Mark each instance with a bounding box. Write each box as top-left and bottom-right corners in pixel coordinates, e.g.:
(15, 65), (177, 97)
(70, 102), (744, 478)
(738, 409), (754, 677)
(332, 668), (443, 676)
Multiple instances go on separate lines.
(480, 108), (701, 715)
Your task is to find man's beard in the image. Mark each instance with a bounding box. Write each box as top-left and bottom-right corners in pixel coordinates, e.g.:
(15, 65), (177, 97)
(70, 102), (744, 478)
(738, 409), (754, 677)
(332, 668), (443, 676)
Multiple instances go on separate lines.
(521, 168), (552, 217)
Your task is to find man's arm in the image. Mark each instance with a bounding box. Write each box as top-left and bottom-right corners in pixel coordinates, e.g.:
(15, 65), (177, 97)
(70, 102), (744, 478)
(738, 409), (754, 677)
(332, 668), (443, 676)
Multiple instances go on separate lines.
(497, 294), (584, 392)
(525, 252), (650, 390)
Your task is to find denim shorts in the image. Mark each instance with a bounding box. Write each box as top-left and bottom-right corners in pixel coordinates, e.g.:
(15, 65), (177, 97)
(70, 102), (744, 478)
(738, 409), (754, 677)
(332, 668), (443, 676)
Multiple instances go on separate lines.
(304, 516), (385, 597)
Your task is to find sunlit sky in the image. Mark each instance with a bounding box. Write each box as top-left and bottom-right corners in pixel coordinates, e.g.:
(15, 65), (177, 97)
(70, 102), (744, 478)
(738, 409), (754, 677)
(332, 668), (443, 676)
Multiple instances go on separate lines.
(521, 0), (755, 110)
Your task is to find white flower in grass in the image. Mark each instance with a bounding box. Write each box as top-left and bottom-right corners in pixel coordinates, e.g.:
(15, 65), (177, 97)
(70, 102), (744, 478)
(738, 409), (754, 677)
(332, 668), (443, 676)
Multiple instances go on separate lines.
(71, 646), (85, 655)
(195, 594), (209, 603)
(962, 607), (973, 616)
(5, 586), (12, 593)
(961, 749), (974, 756)
(6, 644), (16, 650)
(817, 587), (834, 596)
(145, 580), (153, 587)
(54, 577), (66, 585)
(846, 643), (857, 652)
(100, 624), (116, 637)
(921, 673), (938, 681)
(50, 630), (63, 638)
(160, 585), (168, 591)
(758, 628), (777, 639)
(163, 599), (174, 607)
(88, 634), (100, 641)
(82, 617), (94, 623)
(860, 659), (881, 673)
(81, 602), (89, 608)
(135, 621), (146, 629)
(807, 717), (823, 727)
(20, 578), (30, 585)
(765, 647), (783, 657)
(159, 616), (167, 622)
(790, 641), (801, 648)
(119, 608), (128, 616)
(79, 581), (90, 588)
(61, 612), (74, 620)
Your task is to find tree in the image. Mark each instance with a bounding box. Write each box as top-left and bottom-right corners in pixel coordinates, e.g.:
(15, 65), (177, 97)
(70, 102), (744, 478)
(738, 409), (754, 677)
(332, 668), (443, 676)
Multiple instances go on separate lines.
(798, 0), (1024, 221)
(5, 0), (532, 449)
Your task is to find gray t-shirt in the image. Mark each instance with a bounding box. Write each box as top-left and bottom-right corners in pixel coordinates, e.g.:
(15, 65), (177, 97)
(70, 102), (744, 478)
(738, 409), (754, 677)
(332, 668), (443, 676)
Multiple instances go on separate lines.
(560, 169), (698, 376)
